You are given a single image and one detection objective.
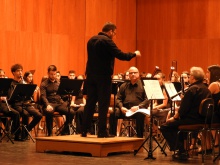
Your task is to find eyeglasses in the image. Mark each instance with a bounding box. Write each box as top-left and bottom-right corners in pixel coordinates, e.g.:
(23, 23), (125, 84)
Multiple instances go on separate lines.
(129, 72), (138, 75)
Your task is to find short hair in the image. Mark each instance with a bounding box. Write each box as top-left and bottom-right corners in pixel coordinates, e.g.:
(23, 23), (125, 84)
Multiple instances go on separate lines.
(102, 22), (117, 32)
(47, 65), (57, 72)
(11, 64), (23, 73)
(156, 72), (166, 80)
(182, 71), (190, 77)
(190, 67), (204, 81)
(208, 65), (220, 83)
(69, 70), (76, 74)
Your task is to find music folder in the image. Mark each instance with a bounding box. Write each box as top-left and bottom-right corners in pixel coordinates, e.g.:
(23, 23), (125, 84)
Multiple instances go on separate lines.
(8, 84), (37, 101)
(0, 78), (13, 96)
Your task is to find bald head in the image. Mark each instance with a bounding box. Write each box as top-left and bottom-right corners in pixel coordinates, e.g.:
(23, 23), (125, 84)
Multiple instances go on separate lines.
(128, 66), (139, 73)
(128, 66), (139, 84)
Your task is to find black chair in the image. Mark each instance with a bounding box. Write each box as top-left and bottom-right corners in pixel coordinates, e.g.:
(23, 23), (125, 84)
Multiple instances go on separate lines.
(211, 100), (220, 162)
(0, 113), (14, 143)
(174, 98), (214, 163)
(119, 118), (137, 137)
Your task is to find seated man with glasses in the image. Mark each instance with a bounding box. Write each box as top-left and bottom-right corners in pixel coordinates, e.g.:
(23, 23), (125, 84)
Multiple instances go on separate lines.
(109, 66), (149, 138)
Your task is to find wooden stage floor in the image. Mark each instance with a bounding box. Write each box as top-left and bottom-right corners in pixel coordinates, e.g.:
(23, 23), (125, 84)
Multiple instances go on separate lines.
(35, 135), (144, 157)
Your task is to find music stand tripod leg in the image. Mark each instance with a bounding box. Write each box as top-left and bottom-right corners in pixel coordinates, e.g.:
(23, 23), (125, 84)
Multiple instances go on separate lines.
(152, 135), (167, 156)
(56, 94), (75, 136)
(19, 104), (35, 142)
(135, 100), (157, 160)
(23, 124), (35, 142)
(134, 135), (150, 155)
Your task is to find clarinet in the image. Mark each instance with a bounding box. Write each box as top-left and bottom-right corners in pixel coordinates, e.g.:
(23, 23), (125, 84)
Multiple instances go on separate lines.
(5, 99), (11, 111)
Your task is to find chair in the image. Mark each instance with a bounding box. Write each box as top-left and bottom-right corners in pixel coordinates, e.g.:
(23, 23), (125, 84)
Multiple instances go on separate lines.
(119, 118), (137, 137)
(211, 100), (220, 162)
(174, 98), (214, 163)
(0, 113), (14, 144)
(92, 112), (110, 135)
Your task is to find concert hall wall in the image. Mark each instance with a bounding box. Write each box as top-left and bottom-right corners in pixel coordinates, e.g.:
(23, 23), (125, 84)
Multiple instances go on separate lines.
(0, 0), (220, 85)
(0, 0), (136, 85)
(136, 0), (220, 77)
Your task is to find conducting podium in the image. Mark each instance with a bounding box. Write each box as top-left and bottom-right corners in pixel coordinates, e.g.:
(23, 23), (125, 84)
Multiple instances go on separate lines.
(0, 78), (14, 143)
(9, 83), (37, 142)
(56, 78), (83, 135)
(134, 78), (167, 159)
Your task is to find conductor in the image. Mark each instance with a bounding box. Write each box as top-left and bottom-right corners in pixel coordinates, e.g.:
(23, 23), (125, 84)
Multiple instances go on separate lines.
(81, 22), (141, 138)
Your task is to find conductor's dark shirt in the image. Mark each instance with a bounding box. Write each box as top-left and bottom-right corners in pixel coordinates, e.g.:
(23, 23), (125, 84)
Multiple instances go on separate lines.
(178, 80), (212, 121)
(40, 79), (63, 106)
(86, 32), (136, 76)
(116, 80), (149, 109)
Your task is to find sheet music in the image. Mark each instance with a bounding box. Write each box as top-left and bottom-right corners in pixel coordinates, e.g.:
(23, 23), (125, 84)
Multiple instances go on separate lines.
(164, 82), (181, 101)
(125, 108), (150, 117)
(143, 80), (164, 100)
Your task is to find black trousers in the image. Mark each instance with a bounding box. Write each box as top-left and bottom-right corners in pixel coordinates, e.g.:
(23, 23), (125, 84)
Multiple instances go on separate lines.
(13, 103), (42, 131)
(43, 102), (74, 136)
(109, 108), (145, 138)
(74, 106), (84, 133)
(160, 118), (204, 151)
(82, 75), (111, 134)
(0, 102), (20, 137)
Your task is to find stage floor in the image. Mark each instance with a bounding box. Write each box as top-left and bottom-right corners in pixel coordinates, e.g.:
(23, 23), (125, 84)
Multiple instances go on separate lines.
(35, 135), (144, 157)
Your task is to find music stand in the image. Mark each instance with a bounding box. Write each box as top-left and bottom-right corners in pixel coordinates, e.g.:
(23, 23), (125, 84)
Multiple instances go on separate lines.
(109, 79), (125, 135)
(0, 78), (14, 143)
(56, 79), (83, 135)
(9, 84), (37, 142)
(165, 82), (181, 117)
(134, 78), (167, 159)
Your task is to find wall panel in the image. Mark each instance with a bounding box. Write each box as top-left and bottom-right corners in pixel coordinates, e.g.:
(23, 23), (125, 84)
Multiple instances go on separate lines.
(137, 0), (220, 78)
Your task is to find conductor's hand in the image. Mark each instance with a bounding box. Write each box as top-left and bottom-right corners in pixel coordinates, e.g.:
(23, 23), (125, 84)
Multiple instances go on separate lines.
(121, 107), (129, 114)
(134, 50), (141, 57)
(46, 105), (53, 112)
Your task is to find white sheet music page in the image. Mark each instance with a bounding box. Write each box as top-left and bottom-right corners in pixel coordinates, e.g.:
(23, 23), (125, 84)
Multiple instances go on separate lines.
(164, 82), (181, 101)
(125, 108), (150, 117)
(143, 79), (164, 100)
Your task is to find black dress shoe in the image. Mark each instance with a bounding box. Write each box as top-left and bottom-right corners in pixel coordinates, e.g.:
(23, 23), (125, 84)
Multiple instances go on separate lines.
(172, 152), (188, 161)
(14, 137), (25, 142)
(97, 133), (115, 138)
(81, 132), (87, 137)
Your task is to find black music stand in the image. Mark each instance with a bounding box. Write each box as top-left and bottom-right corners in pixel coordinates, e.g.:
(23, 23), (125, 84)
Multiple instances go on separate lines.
(56, 79), (83, 135)
(134, 78), (167, 159)
(109, 79), (125, 135)
(9, 84), (37, 142)
(0, 78), (14, 143)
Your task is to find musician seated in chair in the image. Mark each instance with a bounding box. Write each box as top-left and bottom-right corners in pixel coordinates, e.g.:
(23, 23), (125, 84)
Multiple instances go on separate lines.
(160, 66), (212, 161)
(40, 65), (75, 136)
(0, 69), (21, 141)
(109, 66), (149, 138)
(145, 72), (170, 135)
(8, 64), (42, 140)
